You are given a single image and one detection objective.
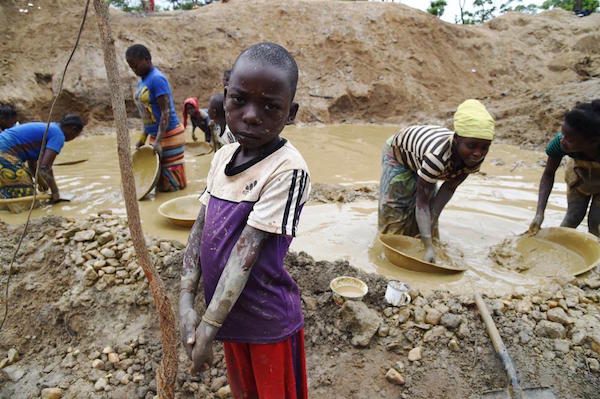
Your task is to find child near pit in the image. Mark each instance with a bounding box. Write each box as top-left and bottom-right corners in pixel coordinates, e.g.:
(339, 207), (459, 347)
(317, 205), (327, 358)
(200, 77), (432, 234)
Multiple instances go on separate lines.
(179, 42), (310, 399)
(207, 93), (236, 152)
(182, 97), (211, 142)
(529, 100), (600, 236)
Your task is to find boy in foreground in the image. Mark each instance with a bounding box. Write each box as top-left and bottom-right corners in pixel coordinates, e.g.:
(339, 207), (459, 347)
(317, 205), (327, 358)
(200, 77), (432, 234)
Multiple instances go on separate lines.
(179, 42), (311, 399)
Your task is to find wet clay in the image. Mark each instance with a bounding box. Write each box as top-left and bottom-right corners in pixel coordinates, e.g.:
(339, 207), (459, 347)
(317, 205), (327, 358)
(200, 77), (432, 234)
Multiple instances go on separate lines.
(335, 286), (366, 298)
(0, 132), (212, 244)
(490, 227), (600, 277)
(0, 124), (577, 294)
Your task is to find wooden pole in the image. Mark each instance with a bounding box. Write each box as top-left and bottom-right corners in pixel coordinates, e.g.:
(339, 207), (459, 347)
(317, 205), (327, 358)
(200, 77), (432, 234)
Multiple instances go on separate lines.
(92, 1), (178, 398)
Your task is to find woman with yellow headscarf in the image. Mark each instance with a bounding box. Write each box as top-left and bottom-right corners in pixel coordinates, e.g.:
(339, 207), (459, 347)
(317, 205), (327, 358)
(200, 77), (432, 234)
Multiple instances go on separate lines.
(378, 99), (495, 264)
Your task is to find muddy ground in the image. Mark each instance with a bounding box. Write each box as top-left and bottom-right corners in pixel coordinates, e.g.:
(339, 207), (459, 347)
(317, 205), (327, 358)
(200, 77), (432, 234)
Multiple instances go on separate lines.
(1, 215), (600, 398)
(0, 0), (599, 148)
(2, 0), (600, 398)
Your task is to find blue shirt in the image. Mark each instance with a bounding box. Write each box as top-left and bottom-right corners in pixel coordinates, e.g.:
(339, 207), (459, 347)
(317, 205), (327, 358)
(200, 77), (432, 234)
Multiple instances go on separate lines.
(0, 122), (65, 162)
(134, 67), (179, 136)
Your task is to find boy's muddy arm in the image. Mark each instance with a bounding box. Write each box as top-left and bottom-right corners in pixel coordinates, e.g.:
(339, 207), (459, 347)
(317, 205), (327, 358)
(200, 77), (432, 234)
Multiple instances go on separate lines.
(416, 178), (437, 263)
(530, 156), (561, 233)
(430, 174), (467, 227)
(191, 225), (268, 373)
(180, 205), (206, 359)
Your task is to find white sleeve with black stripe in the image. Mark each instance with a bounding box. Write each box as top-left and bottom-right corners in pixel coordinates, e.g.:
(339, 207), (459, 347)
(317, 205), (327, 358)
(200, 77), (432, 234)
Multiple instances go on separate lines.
(247, 169), (311, 237)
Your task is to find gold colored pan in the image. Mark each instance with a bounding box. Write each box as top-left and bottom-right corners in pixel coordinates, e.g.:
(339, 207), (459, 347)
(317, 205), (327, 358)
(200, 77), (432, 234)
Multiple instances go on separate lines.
(379, 233), (466, 274)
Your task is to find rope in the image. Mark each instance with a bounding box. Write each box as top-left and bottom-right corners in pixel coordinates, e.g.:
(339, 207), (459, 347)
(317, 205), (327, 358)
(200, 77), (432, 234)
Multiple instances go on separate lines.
(0, 0), (91, 332)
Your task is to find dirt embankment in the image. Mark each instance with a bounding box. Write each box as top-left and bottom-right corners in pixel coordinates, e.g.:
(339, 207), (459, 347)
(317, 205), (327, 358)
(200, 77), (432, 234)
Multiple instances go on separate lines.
(1, 0), (599, 147)
(1, 215), (600, 398)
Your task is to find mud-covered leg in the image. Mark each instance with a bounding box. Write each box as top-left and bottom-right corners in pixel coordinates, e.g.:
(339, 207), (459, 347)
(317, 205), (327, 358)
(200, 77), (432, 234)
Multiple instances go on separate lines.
(560, 187), (590, 229)
(587, 194), (600, 236)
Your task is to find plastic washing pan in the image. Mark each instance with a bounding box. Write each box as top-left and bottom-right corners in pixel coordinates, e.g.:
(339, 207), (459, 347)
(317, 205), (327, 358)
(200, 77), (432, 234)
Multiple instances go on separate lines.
(158, 194), (202, 227)
(379, 233), (466, 274)
(132, 146), (160, 200)
(514, 227), (600, 277)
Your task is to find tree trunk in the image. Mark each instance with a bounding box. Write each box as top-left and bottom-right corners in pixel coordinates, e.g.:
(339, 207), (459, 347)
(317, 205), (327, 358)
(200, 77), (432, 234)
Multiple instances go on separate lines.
(92, 1), (178, 398)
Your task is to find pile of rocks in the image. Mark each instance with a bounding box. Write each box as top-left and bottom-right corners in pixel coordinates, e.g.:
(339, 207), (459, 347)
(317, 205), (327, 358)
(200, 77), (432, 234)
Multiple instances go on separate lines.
(3, 215), (600, 399)
(325, 280), (600, 388)
(55, 211), (184, 290)
(86, 338), (151, 393)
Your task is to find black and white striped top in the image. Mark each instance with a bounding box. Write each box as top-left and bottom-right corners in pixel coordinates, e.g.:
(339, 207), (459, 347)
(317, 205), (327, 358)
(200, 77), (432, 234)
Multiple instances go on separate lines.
(389, 125), (477, 183)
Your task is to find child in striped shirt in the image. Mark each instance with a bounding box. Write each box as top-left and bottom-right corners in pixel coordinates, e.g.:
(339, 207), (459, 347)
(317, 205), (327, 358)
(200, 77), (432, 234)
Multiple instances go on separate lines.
(379, 99), (495, 263)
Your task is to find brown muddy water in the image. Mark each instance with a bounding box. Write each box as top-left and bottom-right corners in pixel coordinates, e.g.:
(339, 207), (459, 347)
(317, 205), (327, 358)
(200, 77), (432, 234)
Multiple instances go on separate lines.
(0, 124), (580, 295)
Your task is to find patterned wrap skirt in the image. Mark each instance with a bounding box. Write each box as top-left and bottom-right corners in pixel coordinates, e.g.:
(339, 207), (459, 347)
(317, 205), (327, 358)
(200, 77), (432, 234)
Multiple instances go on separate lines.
(149, 124), (187, 192)
(0, 152), (35, 199)
(378, 139), (420, 236)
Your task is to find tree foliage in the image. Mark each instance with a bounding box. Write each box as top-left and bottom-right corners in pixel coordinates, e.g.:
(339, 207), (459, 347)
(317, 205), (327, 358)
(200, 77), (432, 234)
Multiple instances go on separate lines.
(167, 0), (209, 10)
(107, 0), (144, 12)
(427, 0), (447, 17)
(456, 0), (544, 24)
(455, 0), (498, 24)
(541, 0), (599, 11)
(500, 0), (540, 14)
(108, 0), (214, 12)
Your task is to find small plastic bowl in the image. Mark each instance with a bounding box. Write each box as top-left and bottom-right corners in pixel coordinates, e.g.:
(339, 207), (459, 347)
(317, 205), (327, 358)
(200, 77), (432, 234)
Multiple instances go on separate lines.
(330, 276), (368, 305)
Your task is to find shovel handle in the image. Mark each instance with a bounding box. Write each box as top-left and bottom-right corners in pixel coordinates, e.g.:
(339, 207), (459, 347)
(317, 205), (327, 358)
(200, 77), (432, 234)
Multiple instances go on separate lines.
(475, 293), (524, 399)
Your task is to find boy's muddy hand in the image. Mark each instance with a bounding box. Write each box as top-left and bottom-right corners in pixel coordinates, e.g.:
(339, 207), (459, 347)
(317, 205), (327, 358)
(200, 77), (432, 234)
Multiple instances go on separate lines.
(180, 307), (200, 359)
(190, 323), (215, 375)
(424, 245), (436, 264)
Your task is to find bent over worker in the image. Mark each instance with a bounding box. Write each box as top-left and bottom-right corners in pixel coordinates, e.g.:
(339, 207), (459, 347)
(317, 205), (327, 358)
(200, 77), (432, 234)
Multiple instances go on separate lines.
(378, 99), (495, 263)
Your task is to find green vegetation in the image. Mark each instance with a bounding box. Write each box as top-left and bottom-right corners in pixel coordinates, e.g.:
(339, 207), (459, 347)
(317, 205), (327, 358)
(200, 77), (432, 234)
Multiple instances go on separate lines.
(427, 0), (447, 17)
(541, 0), (599, 11)
(108, 0), (215, 12)
(107, 0), (145, 12)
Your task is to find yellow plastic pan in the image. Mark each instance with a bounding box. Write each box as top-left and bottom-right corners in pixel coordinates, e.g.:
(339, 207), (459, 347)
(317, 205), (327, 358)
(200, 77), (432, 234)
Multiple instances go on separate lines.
(132, 146), (160, 200)
(515, 227), (600, 277)
(158, 194), (202, 227)
(379, 233), (466, 274)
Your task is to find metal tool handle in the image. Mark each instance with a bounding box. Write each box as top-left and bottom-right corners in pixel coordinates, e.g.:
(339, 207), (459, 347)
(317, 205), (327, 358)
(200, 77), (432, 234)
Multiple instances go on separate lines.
(475, 293), (524, 399)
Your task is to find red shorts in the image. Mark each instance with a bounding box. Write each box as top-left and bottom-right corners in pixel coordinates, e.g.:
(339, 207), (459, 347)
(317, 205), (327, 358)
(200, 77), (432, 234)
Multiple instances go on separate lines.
(223, 329), (308, 399)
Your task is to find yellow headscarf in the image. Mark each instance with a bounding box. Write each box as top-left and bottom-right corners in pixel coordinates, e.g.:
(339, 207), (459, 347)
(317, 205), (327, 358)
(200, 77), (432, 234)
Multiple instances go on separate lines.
(453, 99), (495, 141)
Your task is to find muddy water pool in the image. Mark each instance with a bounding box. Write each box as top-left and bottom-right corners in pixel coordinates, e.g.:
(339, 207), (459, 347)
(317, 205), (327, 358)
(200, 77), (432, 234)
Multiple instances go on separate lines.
(1, 124), (578, 294)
